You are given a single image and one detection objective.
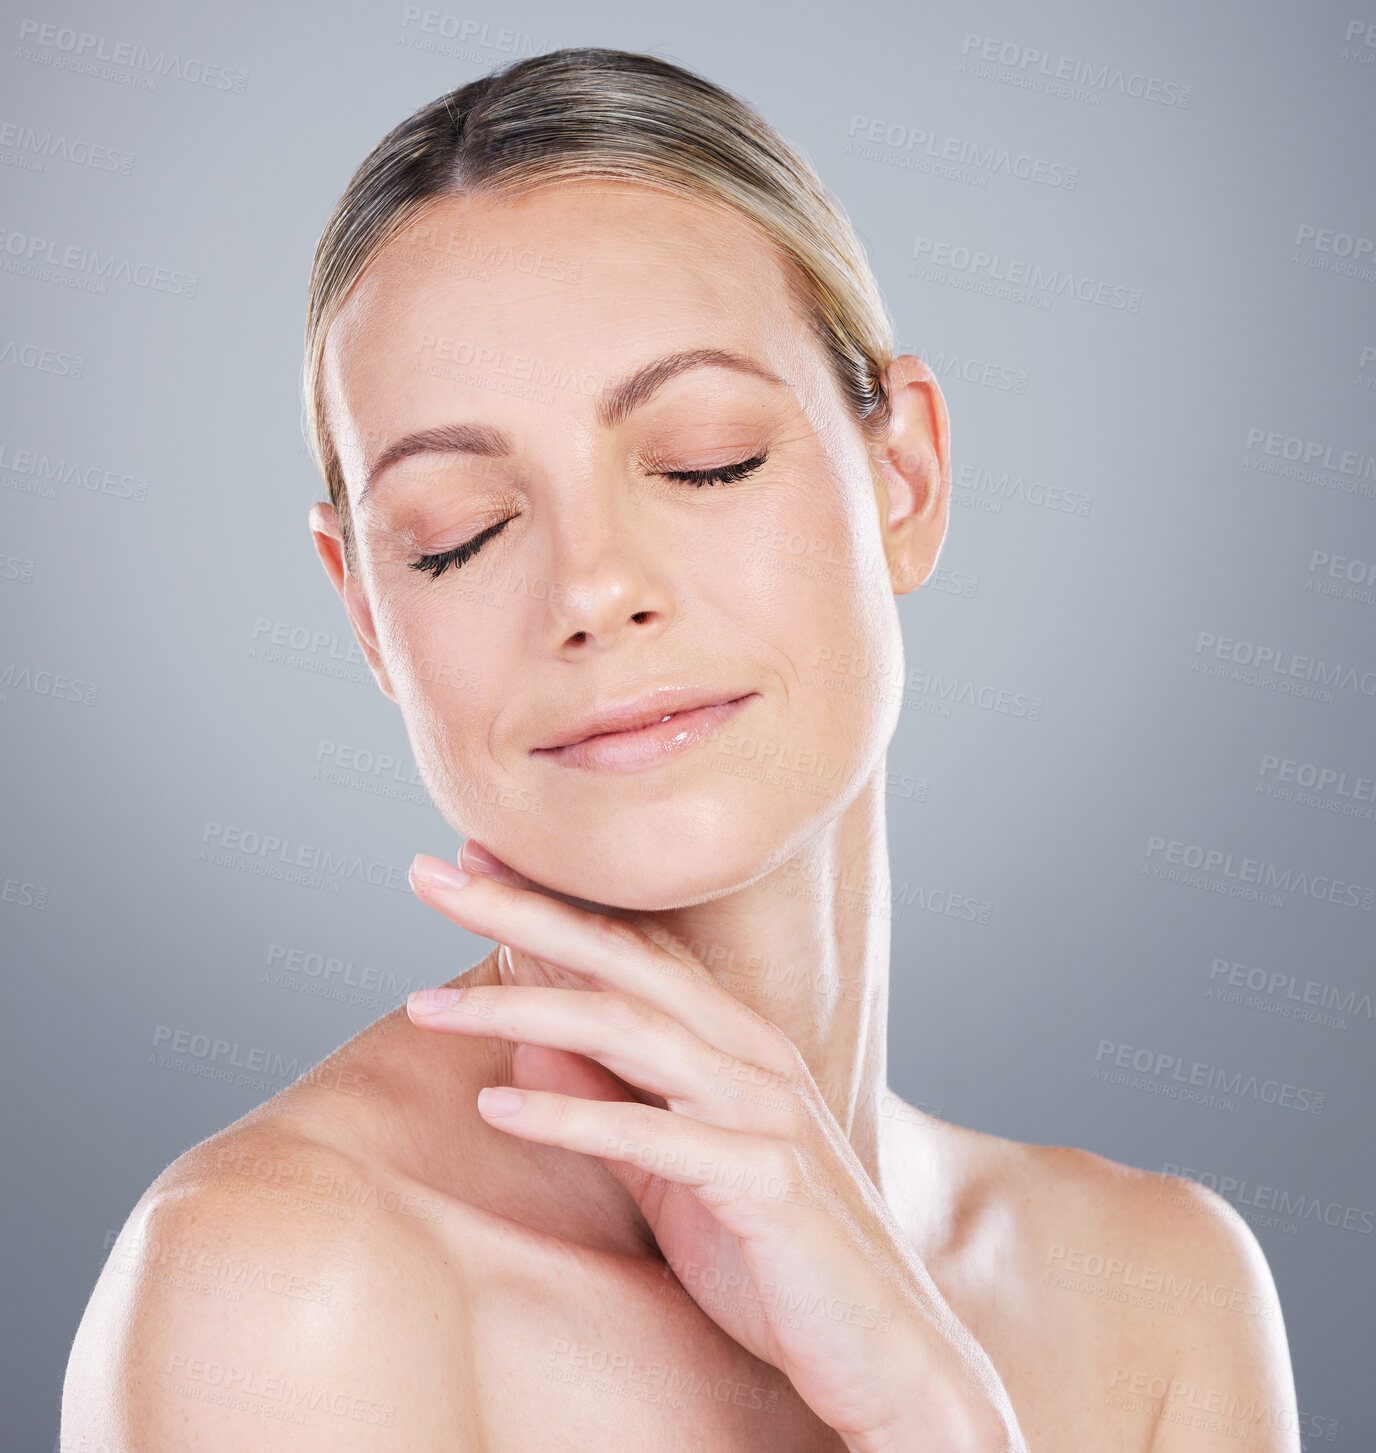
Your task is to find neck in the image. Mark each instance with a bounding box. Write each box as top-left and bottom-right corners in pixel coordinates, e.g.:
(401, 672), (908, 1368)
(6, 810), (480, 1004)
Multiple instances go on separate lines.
(621, 766), (893, 1195)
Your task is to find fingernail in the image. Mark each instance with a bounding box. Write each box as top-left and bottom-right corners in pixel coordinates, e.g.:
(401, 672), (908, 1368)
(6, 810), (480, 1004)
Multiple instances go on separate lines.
(460, 841), (511, 877)
(410, 853), (470, 892)
(408, 986), (464, 1014)
(477, 1086), (524, 1116)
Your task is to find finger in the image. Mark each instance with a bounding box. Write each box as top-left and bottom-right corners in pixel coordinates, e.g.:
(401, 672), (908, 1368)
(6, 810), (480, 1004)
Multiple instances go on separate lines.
(458, 840), (535, 891)
(409, 985), (787, 1125)
(410, 854), (789, 1071)
(471, 1087), (833, 1227)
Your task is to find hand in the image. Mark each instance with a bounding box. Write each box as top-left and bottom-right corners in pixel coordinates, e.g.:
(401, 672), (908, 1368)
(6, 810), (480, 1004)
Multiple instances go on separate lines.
(404, 845), (1022, 1453)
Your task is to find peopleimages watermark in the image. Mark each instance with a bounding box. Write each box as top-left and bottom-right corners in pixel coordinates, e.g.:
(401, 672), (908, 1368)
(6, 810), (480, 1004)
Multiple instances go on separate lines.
(212, 1143), (446, 1225)
(1256, 750), (1376, 824)
(1161, 1161), (1374, 1236)
(0, 226), (197, 298)
(1143, 834), (1375, 912)
(1091, 1041), (1326, 1116)
(0, 336), (84, 379)
(248, 613), (366, 680)
(149, 1024), (378, 1099)
(1243, 425), (1376, 500)
(919, 346), (1030, 395)
(198, 821), (413, 896)
(845, 114), (1079, 190)
(951, 460), (1091, 517)
(104, 1226), (334, 1305)
(0, 119), (134, 174)
(405, 227), (583, 285)
(2, 876), (48, 909)
(0, 439), (149, 501)
(810, 647), (1044, 722)
(265, 943), (426, 1004)
(396, 7), (561, 65)
(166, 1354), (396, 1428)
(1042, 1245), (1277, 1322)
(1290, 222), (1376, 282)
(1, 550), (35, 583)
(765, 854), (993, 927)
(956, 33), (1192, 108)
(1358, 344), (1376, 392)
(1245, 426), (1376, 477)
(1343, 16), (1376, 62)
(0, 661), (98, 706)
(909, 236), (1142, 312)
(1205, 955), (1370, 1032)
(312, 738), (429, 805)
(707, 726), (929, 808)
(1106, 1364), (1338, 1444)
(1306, 547), (1376, 605)
(546, 1337), (779, 1416)
(1192, 630), (1376, 702)
(418, 332), (598, 388)
(14, 19), (249, 94)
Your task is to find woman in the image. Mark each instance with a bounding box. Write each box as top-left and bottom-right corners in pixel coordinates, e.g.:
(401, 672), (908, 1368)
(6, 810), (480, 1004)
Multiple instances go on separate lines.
(63, 47), (1298, 1452)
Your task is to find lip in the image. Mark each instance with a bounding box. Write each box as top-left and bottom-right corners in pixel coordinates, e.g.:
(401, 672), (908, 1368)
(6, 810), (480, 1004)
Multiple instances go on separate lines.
(531, 687), (758, 772)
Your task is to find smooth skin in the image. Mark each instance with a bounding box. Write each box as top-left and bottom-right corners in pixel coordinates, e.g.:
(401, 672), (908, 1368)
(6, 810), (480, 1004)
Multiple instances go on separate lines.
(63, 180), (1298, 1451)
(403, 848), (1017, 1451)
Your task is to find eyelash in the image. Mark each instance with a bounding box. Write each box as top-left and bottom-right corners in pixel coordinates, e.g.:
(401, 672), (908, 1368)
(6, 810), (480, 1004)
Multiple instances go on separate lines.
(407, 516), (514, 580)
(406, 448), (770, 580)
(659, 448), (769, 488)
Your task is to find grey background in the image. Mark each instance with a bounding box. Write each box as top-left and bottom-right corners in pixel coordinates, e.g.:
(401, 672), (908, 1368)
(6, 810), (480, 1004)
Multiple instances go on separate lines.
(2, 0), (1373, 1447)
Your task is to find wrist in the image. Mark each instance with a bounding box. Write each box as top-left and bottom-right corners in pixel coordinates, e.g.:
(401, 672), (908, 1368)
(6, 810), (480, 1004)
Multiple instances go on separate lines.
(840, 1400), (1010, 1453)
(836, 1334), (1024, 1453)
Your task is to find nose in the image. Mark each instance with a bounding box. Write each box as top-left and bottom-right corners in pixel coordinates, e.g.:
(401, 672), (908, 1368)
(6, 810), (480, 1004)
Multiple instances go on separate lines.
(542, 518), (675, 654)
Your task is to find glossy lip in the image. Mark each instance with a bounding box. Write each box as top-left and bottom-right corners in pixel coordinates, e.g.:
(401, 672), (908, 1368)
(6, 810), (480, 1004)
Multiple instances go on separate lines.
(530, 688), (759, 772)
(533, 685), (757, 751)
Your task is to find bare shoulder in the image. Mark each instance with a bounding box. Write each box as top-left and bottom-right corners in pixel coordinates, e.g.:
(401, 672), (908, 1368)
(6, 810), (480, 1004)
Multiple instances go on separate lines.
(61, 1105), (482, 1449)
(1023, 1141), (1299, 1449)
(999, 1135), (1289, 1312)
(895, 1104), (1301, 1452)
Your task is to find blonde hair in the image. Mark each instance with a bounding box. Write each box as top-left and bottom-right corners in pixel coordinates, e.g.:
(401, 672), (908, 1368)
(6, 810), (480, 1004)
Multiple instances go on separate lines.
(302, 46), (896, 568)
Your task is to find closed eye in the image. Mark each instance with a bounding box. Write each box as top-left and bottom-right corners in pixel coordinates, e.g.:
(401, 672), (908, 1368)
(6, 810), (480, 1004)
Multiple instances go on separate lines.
(406, 448), (769, 580)
(660, 448), (769, 487)
(407, 515), (516, 579)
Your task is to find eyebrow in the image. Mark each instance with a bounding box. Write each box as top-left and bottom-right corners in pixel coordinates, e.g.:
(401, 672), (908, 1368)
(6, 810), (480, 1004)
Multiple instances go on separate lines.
(358, 346), (788, 507)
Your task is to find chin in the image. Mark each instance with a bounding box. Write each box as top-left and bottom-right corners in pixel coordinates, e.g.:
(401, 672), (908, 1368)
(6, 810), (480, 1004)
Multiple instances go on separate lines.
(469, 778), (835, 913)
(529, 856), (766, 915)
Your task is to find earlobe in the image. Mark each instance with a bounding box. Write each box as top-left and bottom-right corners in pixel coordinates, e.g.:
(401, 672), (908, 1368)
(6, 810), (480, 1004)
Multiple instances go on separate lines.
(872, 356), (951, 596)
(307, 501), (398, 703)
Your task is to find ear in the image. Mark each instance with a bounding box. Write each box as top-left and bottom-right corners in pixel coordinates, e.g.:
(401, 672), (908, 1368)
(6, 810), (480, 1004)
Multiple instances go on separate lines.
(869, 355), (951, 595)
(308, 501), (397, 702)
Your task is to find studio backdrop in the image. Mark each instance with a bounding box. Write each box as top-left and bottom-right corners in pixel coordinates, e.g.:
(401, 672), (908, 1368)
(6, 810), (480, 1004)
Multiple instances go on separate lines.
(2, 1), (1373, 1447)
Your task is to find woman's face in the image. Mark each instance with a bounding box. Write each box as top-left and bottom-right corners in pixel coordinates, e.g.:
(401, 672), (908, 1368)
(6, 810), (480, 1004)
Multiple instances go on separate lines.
(315, 180), (945, 909)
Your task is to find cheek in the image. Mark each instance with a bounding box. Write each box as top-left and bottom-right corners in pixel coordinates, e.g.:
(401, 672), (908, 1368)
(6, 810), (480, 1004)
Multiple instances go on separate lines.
(726, 486), (896, 679)
(703, 491), (902, 779)
(371, 589), (498, 772)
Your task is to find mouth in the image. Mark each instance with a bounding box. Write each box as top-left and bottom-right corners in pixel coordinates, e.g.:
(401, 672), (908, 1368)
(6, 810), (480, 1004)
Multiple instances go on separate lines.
(531, 689), (759, 772)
